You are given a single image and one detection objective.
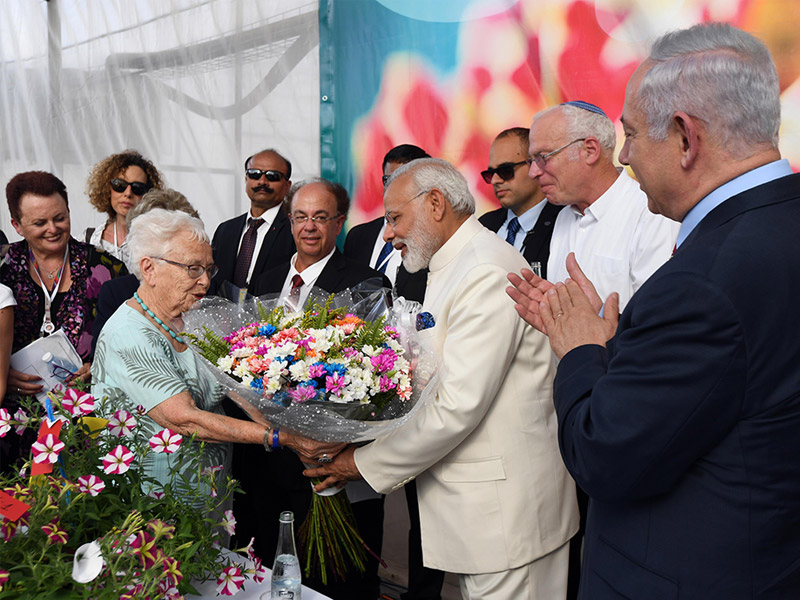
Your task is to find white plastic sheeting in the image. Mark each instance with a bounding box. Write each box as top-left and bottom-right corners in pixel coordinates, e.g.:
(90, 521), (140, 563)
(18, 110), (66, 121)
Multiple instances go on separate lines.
(0, 0), (321, 242)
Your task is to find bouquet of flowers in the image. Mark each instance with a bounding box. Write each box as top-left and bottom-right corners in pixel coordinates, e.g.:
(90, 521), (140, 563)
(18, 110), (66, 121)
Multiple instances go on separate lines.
(183, 286), (437, 584)
(0, 388), (266, 599)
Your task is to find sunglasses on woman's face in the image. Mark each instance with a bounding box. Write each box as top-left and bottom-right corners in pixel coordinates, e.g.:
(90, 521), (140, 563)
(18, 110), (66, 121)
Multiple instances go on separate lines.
(110, 178), (150, 196)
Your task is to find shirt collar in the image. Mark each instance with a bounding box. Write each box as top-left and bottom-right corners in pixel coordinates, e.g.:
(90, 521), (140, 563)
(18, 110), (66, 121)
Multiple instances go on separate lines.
(506, 200), (547, 232)
(676, 159), (792, 248)
(288, 247), (337, 285)
(574, 169), (629, 222)
(249, 203), (281, 228)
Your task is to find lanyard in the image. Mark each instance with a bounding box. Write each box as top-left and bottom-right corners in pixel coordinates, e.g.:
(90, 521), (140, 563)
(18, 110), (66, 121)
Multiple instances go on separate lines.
(29, 243), (69, 336)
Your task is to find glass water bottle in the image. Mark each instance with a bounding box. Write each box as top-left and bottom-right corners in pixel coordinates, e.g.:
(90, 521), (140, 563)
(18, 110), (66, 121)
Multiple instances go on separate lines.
(270, 511), (301, 599)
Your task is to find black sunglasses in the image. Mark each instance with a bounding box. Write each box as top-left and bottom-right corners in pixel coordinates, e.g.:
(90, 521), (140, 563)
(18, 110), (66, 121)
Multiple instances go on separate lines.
(110, 178), (150, 196)
(480, 160), (528, 184)
(246, 169), (287, 182)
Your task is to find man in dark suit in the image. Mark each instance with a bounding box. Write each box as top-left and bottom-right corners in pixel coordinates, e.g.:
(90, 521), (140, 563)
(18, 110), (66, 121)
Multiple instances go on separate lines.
(344, 144), (429, 304)
(479, 127), (562, 280)
(240, 178), (389, 600)
(508, 22), (800, 599)
(210, 148), (295, 299)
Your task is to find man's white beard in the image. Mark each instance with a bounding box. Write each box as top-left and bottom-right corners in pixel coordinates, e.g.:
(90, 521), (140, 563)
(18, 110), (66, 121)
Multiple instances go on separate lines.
(398, 215), (440, 273)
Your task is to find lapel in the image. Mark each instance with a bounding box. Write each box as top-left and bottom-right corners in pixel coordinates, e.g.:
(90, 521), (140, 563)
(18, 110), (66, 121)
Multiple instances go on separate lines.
(251, 209), (291, 276)
(521, 202), (563, 269)
(315, 250), (348, 293)
(478, 208), (506, 233)
(216, 213), (248, 279)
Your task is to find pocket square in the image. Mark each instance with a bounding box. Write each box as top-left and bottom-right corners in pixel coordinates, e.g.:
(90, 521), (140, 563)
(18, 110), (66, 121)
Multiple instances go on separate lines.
(416, 311), (435, 331)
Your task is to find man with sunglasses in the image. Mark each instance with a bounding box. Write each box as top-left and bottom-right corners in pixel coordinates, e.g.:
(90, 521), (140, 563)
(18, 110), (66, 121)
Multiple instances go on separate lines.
(530, 101), (677, 311)
(479, 128), (562, 279)
(209, 148), (296, 299)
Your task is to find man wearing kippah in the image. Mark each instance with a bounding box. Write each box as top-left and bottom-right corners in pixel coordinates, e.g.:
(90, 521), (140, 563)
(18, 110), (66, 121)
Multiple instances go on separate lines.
(530, 100), (678, 310)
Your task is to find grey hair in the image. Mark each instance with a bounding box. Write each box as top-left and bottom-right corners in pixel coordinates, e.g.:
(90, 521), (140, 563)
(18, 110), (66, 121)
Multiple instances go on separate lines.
(126, 188), (199, 228)
(388, 158), (475, 216)
(533, 104), (617, 157)
(127, 208), (209, 279)
(640, 22), (780, 158)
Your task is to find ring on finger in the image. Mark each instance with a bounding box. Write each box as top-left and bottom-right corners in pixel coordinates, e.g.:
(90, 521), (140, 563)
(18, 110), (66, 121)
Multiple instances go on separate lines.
(318, 454), (332, 464)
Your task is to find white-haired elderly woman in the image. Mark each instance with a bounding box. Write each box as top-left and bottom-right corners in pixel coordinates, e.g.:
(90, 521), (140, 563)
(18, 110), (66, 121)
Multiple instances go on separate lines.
(91, 208), (341, 496)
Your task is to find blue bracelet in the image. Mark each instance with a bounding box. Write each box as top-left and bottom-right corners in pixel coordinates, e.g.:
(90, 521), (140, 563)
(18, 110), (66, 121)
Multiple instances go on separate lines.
(271, 428), (281, 450)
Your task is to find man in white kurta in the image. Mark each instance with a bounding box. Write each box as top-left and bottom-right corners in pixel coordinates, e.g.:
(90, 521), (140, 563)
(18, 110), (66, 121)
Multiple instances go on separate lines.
(530, 101), (678, 310)
(307, 158), (578, 599)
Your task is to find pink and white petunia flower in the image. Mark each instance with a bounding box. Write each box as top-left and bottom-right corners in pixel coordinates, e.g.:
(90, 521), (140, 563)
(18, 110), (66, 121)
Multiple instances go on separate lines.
(0, 409), (11, 438)
(252, 556), (267, 583)
(149, 429), (183, 454)
(216, 566), (245, 596)
(106, 410), (137, 437)
(13, 408), (29, 435)
(220, 510), (236, 536)
(32, 434), (65, 464)
(101, 445), (134, 474)
(61, 389), (95, 416)
(77, 474), (105, 496)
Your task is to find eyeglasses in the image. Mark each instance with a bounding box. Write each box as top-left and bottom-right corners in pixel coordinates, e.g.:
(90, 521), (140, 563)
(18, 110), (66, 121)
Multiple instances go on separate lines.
(480, 161), (528, 184)
(110, 178), (150, 196)
(290, 214), (342, 225)
(527, 138), (586, 170)
(385, 189), (429, 227)
(245, 169), (287, 182)
(382, 175), (391, 187)
(153, 257), (219, 279)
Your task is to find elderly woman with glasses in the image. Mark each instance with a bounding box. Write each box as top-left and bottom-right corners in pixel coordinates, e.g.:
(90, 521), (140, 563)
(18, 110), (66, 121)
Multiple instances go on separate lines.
(83, 150), (164, 268)
(92, 208), (342, 495)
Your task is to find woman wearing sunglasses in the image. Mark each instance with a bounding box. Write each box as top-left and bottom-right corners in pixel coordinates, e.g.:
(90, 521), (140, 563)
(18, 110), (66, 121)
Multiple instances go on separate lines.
(84, 150), (164, 268)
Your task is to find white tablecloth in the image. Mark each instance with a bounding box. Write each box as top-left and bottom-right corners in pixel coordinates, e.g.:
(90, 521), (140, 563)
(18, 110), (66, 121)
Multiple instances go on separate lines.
(188, 550), (331, 600)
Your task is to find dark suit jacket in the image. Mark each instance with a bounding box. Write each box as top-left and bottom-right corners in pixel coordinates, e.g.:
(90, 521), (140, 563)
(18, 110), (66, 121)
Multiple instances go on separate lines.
(555, 173), (800, 599)
(479, 201), (562, 280)
(91, 273), (140, 356)
(210, 209), (295, 297)
(343, 216), (427, 304)
(0, 230), (7, 247)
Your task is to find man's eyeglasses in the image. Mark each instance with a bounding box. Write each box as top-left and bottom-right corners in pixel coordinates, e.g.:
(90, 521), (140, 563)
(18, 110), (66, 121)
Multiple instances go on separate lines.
(110, 178), (150, 196)
(153, 257), (219, 279)
(385, 189), (429, 227)
(245, 169), (287, 182)
(480, 161), (528, 184)
(290, 214), (342, 225)
(527, 138), (586, 170)
(382, 175), (391, 187)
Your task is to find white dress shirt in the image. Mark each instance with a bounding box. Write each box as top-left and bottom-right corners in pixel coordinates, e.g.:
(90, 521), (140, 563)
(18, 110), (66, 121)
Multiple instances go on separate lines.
(237, 204), (282, 285)
(278, 248), (336, 308)
(495, 201), (547, 253)
(368, 221), (402, 286)
(546, 170), (679, 310)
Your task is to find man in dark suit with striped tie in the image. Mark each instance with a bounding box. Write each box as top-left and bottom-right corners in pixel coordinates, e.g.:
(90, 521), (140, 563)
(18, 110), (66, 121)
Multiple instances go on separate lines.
(209, 148), (296, 299)
(479, 128), (562, 279)
(344, 144), (430, 304)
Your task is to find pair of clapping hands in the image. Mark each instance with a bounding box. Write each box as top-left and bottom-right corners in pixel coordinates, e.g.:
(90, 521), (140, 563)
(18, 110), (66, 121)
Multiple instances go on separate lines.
(505, 252), (620, 359)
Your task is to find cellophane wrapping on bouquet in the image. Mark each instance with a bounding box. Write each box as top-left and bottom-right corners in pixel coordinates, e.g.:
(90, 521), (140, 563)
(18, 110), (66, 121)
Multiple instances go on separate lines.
(182, 282), (438, 584)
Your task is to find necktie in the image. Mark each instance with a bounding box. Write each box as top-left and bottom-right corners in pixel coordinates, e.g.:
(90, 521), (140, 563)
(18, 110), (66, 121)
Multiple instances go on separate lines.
(289, 274), (304, 303)
(374, 240), (394, 274)
(505, 217), (521, 246)
(233, 218), (264, 288)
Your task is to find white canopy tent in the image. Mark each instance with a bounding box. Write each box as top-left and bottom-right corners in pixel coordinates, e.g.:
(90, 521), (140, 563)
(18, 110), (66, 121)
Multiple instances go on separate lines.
(0, 0), (321, 241)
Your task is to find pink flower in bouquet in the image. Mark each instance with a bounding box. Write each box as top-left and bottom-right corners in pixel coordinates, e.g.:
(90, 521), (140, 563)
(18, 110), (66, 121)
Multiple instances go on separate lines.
(274, 327), (300, 343)
(252, 556), (268, 583)
(247, 356), (270, 373)
(309, 363), (326, 378)
(326, 372), (346, 396)
(370, 348), (398, 373)
(343, 347), (360, 359)
(32, 433), (65, 464)
(217, 566), (245, 596)
(61, 388), (95, 416)
(384, 325), (399, 338)
(161, 555), (183, 586)
(149, 428), (183, 453)
(13, 408), (29, 435)
(220, 509), (236, 535)
(288, 384), (316, 403)
(379, 375), (398, 393)
(102, 444), (134, 474)
(0, 409), (10, 438)
(130, 531), (160, 569)
(41, 518), (69, 544)
(77, 474), (105, 496)
(107, 410), (137, 437)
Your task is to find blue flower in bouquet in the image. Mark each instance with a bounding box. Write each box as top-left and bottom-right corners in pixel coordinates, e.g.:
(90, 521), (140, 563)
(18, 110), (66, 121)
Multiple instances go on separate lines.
(258, 324), (277, 337)
(325, 362), (348, 376)
(250, 378), (263, 391)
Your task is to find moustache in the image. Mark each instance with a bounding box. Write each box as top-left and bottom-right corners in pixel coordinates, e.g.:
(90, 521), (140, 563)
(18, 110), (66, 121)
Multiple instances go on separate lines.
(253, 185), (273, 193)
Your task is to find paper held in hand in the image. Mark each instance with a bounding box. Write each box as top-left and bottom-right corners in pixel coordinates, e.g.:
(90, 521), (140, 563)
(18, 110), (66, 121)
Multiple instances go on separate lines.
(9, 329), (82, 404)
